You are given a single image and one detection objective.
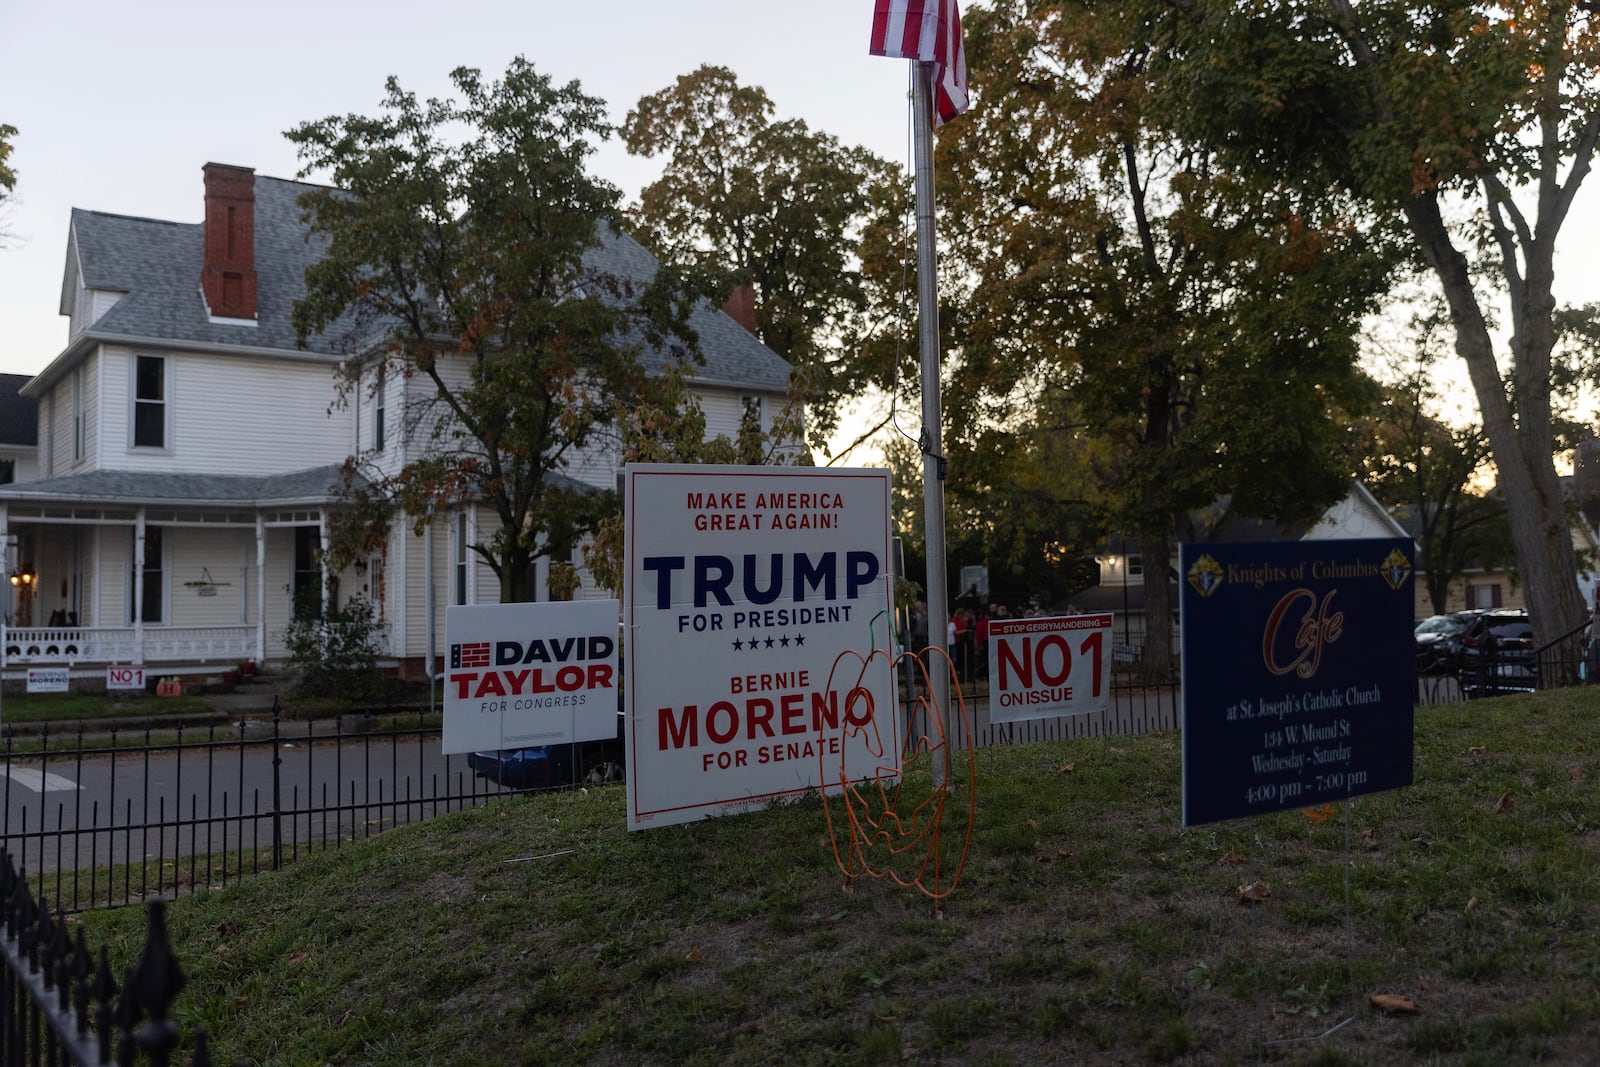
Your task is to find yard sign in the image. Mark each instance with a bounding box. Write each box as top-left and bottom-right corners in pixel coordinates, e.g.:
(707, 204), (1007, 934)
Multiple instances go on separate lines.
(624, 464), (899, 831)
(441, 600), (620, 755)
(1179, 538), (1415, 826)
(986, 612), (1113, 723)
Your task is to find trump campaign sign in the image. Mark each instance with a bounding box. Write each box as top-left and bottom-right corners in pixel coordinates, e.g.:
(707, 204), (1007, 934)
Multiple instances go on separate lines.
(441, 600), (620, 755)
(624, 464), (899, 831)
(986, 613), (1113, 723)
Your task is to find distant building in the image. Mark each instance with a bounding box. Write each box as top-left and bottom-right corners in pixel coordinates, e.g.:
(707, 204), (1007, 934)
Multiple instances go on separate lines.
(0, 163), (790, 683)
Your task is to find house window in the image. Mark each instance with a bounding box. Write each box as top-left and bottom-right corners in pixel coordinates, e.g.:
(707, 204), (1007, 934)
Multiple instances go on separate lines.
(454, 512), (469, 606)
(293, 527), (322, 620)
(130, 527), (163, 624)
(1126, 554), (1144, 578)
(741, 395), (762, 428)
(133, 355), (166, 448)
(0, 459), (12, 485)
(373, 366), (386, 451)
(1468, 583), (1503, 609)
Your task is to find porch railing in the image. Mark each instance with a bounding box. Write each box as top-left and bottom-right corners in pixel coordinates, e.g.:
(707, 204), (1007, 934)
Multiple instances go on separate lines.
(1, 627), (257, 667)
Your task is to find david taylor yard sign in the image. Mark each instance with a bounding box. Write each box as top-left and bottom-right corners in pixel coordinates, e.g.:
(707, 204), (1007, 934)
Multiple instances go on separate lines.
(1179, 538), (1415, 827)
(440, 600), (619, 755)
(624, 464), (899, 831)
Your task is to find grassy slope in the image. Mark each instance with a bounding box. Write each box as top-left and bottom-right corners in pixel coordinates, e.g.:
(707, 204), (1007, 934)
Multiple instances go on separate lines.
(80, 691), (1600, 1066)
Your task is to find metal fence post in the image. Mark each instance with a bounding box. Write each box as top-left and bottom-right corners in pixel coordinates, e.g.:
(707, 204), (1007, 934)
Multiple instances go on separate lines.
(271, 696), (283, 872)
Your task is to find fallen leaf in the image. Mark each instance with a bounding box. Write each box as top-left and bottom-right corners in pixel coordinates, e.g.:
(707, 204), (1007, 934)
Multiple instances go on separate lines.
(1056, 849), (1072, 861)
(1467, 745), (1486, 755)
(1304, 803), (1333, 825)
(684, 946), (702, 961)
(1465, 896), (1478, 911)
(1036, 854), (1053, 864)
(1221, 850), (1247, 866)
(1149, 852), (1167, 865)
(233, 996), (248, 1010)
(216, 921), (237, 937)
(1026, 818), (1039, 829)
(1058, 763), (1076, 774)
(1236, 881), (1270, 905)
(1369, 993), (1420, 1015)
(1359, 828), (1378, 848)
(288, 950), (310, 968)
(214, 944), (230, 956)
(335, 1009), (355, 1029)
(1571, 767), (1586, 781)
(1493, 791), (1514, 814)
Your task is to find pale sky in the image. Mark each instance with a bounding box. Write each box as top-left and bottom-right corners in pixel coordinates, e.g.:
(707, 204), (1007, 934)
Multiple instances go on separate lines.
(0, 0), (915, 379)
(3, 0), (1598, 418)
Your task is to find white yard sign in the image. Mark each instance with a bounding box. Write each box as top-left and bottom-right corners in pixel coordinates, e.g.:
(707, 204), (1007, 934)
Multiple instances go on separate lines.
(624, 464), (900, 831)
(986, 613), (1114, 723)
(26, 668), (69, 694)
(441, 600), (620, 755)
(106, 665), (146, 690)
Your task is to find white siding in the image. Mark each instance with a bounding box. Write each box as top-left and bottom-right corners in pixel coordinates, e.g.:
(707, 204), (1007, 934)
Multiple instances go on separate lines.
(165, 528), (252, 629)
(100, 346), (350, 474)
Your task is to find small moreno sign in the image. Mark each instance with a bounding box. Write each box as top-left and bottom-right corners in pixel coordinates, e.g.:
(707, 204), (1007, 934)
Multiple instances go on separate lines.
(26, 668), (69, 694)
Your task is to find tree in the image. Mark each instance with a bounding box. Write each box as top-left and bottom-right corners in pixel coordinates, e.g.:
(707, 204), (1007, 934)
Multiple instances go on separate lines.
(620, 66), (907, 452)
(933, 1), (1394, 677)
(289, 59), (702, 602)
(1166, 0), (1600, 652)
(0, 124), (17, 246)
(1353, 339), (1510, 614)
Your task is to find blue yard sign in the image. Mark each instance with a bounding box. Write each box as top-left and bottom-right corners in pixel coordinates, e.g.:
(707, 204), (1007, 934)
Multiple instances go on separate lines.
(1179, 538), (1416, 827)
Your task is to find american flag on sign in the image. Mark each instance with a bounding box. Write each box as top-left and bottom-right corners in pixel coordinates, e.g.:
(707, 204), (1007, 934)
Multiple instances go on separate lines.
(869, 0), (969, 127)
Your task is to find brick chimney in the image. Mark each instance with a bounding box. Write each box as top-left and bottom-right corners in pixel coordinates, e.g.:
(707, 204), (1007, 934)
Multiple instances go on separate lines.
(721, 283), (758, 335)
(200, 163), (257, 320)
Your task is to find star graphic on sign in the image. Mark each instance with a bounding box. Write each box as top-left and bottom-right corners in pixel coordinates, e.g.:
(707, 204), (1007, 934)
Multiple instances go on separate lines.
(764, 635), (776, 648)
(731, 638), (744, 651)
(779, 634), (790, 647)
(747, 641), (761, 654)
(794, 633), (805, 646)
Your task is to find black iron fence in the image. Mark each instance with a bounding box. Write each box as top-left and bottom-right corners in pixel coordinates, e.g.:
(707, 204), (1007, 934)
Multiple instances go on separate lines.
(1, 700), (550, 915)
(0, 850), (220, 1066)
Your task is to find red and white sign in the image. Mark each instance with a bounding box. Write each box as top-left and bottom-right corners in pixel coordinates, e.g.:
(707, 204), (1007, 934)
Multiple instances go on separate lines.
(624, 464), (899, 831)
(106, 665), (146, 690)
(441, 600), (620, 755)
(986, 613), (1114, 723)
(26, 668), (69, 694)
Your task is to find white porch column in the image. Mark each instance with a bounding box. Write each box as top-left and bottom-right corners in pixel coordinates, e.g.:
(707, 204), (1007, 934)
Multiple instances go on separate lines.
(424, 515), (435, 681)
(319, 510), (331, 617)
(133, 509), (146, 664)
(1, 503), (9, 671)
(255, 515), (267, 665)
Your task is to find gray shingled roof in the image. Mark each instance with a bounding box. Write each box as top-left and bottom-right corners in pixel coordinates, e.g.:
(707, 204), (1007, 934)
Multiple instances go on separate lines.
(62, 173), (790, 392)
(0, 373), (38, 447)
(0, 465), (355, 506)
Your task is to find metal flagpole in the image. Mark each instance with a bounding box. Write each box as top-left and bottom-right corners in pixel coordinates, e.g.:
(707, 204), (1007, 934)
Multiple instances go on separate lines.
(912, 58), (954, 777)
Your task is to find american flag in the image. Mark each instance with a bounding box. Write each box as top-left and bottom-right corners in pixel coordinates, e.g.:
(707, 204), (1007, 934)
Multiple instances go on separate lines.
(869, 0), (969, 127)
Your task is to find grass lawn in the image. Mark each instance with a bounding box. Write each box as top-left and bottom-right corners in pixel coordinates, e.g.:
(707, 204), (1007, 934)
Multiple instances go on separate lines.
(0, 689), (213, 724)
(77, 688), (1600, 1065)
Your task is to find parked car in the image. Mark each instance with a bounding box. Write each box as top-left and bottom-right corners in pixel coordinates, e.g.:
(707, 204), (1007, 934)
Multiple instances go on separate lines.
(1455, 608), (1537, 697)
(1415, 612), (1475, 674)
(468, 712), (625, 790)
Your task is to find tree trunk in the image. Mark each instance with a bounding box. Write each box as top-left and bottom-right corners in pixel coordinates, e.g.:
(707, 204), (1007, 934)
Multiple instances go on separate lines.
(1139, 533), (1175, 683)
(1405, 197), (1586, 658)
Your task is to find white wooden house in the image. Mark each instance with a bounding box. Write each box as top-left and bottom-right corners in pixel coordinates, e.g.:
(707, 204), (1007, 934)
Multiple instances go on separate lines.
(0, 163), (792, 686)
